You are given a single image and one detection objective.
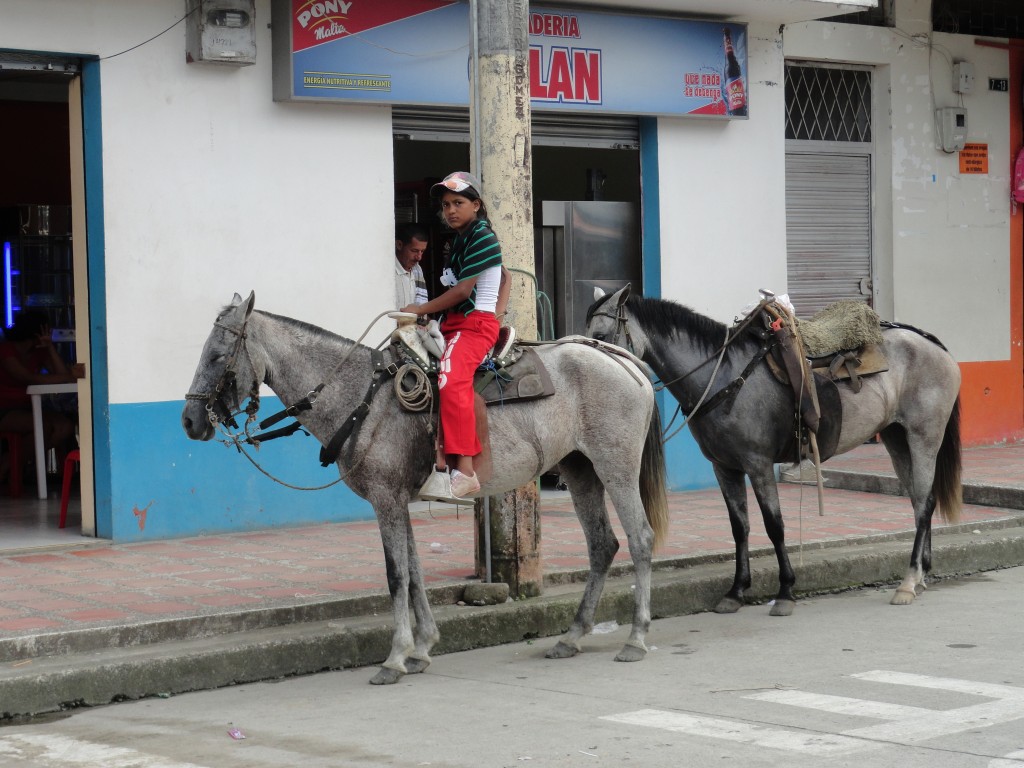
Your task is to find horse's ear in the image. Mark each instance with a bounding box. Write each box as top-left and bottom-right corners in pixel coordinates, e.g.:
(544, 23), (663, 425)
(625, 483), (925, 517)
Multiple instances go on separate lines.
(227, 292), (255, 322)
(593, 287), (607, 301)
(617, 283), (632, 306)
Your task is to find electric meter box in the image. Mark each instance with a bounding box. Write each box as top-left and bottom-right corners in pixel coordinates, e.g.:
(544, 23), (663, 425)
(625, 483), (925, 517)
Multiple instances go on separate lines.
(952, 61), (974, 94)
(186, 0), (256, 67)
(936, 107), (968, 152)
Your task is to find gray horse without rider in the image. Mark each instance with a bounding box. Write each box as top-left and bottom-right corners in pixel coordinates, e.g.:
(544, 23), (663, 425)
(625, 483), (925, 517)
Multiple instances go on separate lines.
(183, 292), (669, 684)
(587, 285), (961, 615)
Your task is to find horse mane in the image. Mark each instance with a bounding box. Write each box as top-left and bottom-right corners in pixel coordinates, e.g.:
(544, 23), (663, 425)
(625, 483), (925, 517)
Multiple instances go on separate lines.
(625, 294), (729, 353)
(218, 304), (347, 342)
(252, 309), (351, 343)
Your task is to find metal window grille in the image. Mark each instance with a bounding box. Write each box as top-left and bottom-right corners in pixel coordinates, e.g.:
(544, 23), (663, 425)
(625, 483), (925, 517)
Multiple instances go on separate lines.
(785, 65), (872, 143)
(933, 0), (1024, 39)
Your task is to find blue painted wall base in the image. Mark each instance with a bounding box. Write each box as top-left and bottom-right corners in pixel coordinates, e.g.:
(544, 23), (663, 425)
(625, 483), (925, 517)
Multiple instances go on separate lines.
(664, 429), (717, 491)
(106, 399), (373, 541)
(101, 396), (716, 542)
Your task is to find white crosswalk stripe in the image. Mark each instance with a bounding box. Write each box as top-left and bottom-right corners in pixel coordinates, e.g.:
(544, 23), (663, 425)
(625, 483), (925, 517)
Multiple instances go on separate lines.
(0, 734), (212, 768)
(600, 708), (865, 756)
(601, 671), (1024, 757)
(745, 689), (933, 720)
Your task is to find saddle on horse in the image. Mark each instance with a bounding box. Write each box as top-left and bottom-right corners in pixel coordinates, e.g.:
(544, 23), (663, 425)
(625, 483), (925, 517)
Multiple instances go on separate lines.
(390, 322), (557, 409)
(317, 323), (558, 471)
(760, 299), (889, 463)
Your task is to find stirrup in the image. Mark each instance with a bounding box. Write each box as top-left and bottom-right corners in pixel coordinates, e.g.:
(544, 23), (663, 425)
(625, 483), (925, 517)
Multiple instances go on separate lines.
(418, 470), (465, 505)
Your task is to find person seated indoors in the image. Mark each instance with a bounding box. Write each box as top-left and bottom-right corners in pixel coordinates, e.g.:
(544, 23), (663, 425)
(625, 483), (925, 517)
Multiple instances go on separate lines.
(0, 310), (83, 481)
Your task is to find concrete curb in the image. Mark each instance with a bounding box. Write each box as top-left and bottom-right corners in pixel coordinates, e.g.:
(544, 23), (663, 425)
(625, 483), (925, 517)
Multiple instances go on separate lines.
(820, 469), (1024, 511)
(3, 522), (1023, 720)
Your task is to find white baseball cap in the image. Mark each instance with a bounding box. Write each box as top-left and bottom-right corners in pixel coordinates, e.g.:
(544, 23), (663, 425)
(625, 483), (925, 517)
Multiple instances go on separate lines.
(430, 171), (482, 198)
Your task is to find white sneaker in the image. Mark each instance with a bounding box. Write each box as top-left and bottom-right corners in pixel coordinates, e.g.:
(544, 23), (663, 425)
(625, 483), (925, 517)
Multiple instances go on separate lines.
(450, 470), (481, 499)
(418, 470), (464, 505)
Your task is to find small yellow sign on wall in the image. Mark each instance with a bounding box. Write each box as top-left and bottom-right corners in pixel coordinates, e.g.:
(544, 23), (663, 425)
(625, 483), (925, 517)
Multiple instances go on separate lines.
(959, 143), (988, 174)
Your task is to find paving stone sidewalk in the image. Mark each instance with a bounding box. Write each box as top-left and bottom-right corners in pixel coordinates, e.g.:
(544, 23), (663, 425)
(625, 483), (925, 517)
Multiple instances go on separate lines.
(1, 440), (1022, 640)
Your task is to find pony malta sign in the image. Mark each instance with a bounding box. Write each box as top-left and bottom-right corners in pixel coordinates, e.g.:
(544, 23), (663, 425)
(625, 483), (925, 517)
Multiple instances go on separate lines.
(271, 0), (749, 118)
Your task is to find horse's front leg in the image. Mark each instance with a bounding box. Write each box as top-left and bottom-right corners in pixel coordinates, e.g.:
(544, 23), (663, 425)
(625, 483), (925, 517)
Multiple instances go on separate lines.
(748, 471), (795, 616)
(369, 503), (417, 685)
(713, 465), (752, 614)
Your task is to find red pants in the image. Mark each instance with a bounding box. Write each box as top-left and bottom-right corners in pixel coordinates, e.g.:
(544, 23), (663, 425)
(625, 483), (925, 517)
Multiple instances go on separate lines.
(438, 311), (498, 457)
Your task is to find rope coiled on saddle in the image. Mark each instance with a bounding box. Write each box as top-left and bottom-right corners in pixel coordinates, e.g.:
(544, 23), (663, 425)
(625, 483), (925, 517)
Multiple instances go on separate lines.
(394, 362), (433, 412)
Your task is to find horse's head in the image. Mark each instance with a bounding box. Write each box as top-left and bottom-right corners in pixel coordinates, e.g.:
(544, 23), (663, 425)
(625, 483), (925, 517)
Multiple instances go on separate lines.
(585, 283), (649, 356)
(182, 291), (260, 441)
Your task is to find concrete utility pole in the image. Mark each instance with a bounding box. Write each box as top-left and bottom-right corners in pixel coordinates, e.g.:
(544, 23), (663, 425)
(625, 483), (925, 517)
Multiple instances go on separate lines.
(470, 0), (542, 598)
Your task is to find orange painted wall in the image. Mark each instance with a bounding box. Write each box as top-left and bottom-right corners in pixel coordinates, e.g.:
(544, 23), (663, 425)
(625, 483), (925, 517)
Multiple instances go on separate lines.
(960, 42), (1024, 446)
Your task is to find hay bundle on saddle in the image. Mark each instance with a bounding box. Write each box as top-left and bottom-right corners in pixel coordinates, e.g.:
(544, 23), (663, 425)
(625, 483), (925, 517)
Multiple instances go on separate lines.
(796, 300), (883, 359)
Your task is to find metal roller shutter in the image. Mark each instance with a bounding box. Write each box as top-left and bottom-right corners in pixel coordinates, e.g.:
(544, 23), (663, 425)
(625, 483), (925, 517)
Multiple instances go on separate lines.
(785, 151), (872, 318)
(392, 106), (638, 149)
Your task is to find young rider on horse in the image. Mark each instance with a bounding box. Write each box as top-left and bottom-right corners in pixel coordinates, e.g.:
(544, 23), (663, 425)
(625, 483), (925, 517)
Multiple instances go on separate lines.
(400, 171), (510, 499)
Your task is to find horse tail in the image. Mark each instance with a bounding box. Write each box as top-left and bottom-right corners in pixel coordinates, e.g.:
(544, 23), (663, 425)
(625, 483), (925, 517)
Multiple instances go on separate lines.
(933, 395), (963, 525)
(640, 395), (670, 551)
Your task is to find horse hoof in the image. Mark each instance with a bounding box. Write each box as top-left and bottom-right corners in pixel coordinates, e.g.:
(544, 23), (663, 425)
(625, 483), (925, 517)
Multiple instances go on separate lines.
(890, 588), (916, 606)
(769, 599), (795, 617)
(369, 666), (406, 685)
(545, 641), (580, 659)
(614, 644), (647, 662)
(404, 657), (430, 675)
(714, 597), (743, 614)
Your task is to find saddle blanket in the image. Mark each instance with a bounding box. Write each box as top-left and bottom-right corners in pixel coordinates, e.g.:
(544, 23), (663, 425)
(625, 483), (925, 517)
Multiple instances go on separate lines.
(808, 342), (889, 385)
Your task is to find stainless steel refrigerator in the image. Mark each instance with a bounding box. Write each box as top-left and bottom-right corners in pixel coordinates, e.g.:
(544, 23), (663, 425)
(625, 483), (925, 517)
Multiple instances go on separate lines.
(536, 200), (640, 338)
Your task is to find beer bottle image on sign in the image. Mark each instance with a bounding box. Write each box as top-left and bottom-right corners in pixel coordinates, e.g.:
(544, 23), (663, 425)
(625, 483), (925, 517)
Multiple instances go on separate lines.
(723, 28), (747, 116)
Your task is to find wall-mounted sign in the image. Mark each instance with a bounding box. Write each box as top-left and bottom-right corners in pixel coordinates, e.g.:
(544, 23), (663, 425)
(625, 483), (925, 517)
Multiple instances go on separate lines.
(959, 143), (989, 174)
(270, 0), (748, 118)
(989, 78), (1009, 92)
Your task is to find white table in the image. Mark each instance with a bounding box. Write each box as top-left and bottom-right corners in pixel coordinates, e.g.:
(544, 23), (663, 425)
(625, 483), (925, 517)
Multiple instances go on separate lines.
(25, 382), (78, 499)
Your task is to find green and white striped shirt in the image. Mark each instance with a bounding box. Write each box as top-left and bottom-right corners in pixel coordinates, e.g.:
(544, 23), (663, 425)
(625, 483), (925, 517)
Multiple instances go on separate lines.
(448, 219), (502, 314)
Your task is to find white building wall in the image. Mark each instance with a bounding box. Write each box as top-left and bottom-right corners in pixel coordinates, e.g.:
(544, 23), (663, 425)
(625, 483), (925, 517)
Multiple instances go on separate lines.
(658, 22), (790, 322)
(11, 0), (1005, 536)
(784, 0), (1012, 363)
(1, 0), (396, 404)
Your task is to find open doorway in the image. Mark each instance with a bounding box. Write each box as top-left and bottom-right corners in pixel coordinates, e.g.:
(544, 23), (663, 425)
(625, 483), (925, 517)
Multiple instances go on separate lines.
(392, 115), (642, 338)
(0, 53), (92, 553)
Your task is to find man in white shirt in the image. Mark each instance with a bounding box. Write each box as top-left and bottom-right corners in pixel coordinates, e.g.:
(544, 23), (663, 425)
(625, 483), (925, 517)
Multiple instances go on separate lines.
(394, 223), (429, 310)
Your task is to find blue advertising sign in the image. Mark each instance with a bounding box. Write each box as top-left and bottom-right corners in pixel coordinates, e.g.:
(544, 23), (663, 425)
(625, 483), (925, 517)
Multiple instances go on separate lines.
(271, 1), (748, 118)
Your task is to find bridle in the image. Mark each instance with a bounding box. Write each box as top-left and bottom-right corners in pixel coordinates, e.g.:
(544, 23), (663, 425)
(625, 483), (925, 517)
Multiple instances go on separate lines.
(184, 316), (350, 491)
(589, 300), (636, 355)
(184, 309), (401, 491)
(184, 319), (260, 431)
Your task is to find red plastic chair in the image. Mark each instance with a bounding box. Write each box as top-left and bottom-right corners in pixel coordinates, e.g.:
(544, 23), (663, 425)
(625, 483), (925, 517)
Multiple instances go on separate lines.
(60, 448), (81, 529)
(0, 431), (25, 499)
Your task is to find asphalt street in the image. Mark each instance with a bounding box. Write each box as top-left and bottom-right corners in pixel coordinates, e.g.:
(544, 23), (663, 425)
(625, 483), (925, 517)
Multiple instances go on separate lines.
(1, 566), (1022, 768)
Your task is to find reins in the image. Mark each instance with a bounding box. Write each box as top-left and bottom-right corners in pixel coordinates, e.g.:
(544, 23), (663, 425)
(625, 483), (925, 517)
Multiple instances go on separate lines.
(253, 311), (397, 436)
(194, 310), (401, 491)
(592, 294), (775, 443)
